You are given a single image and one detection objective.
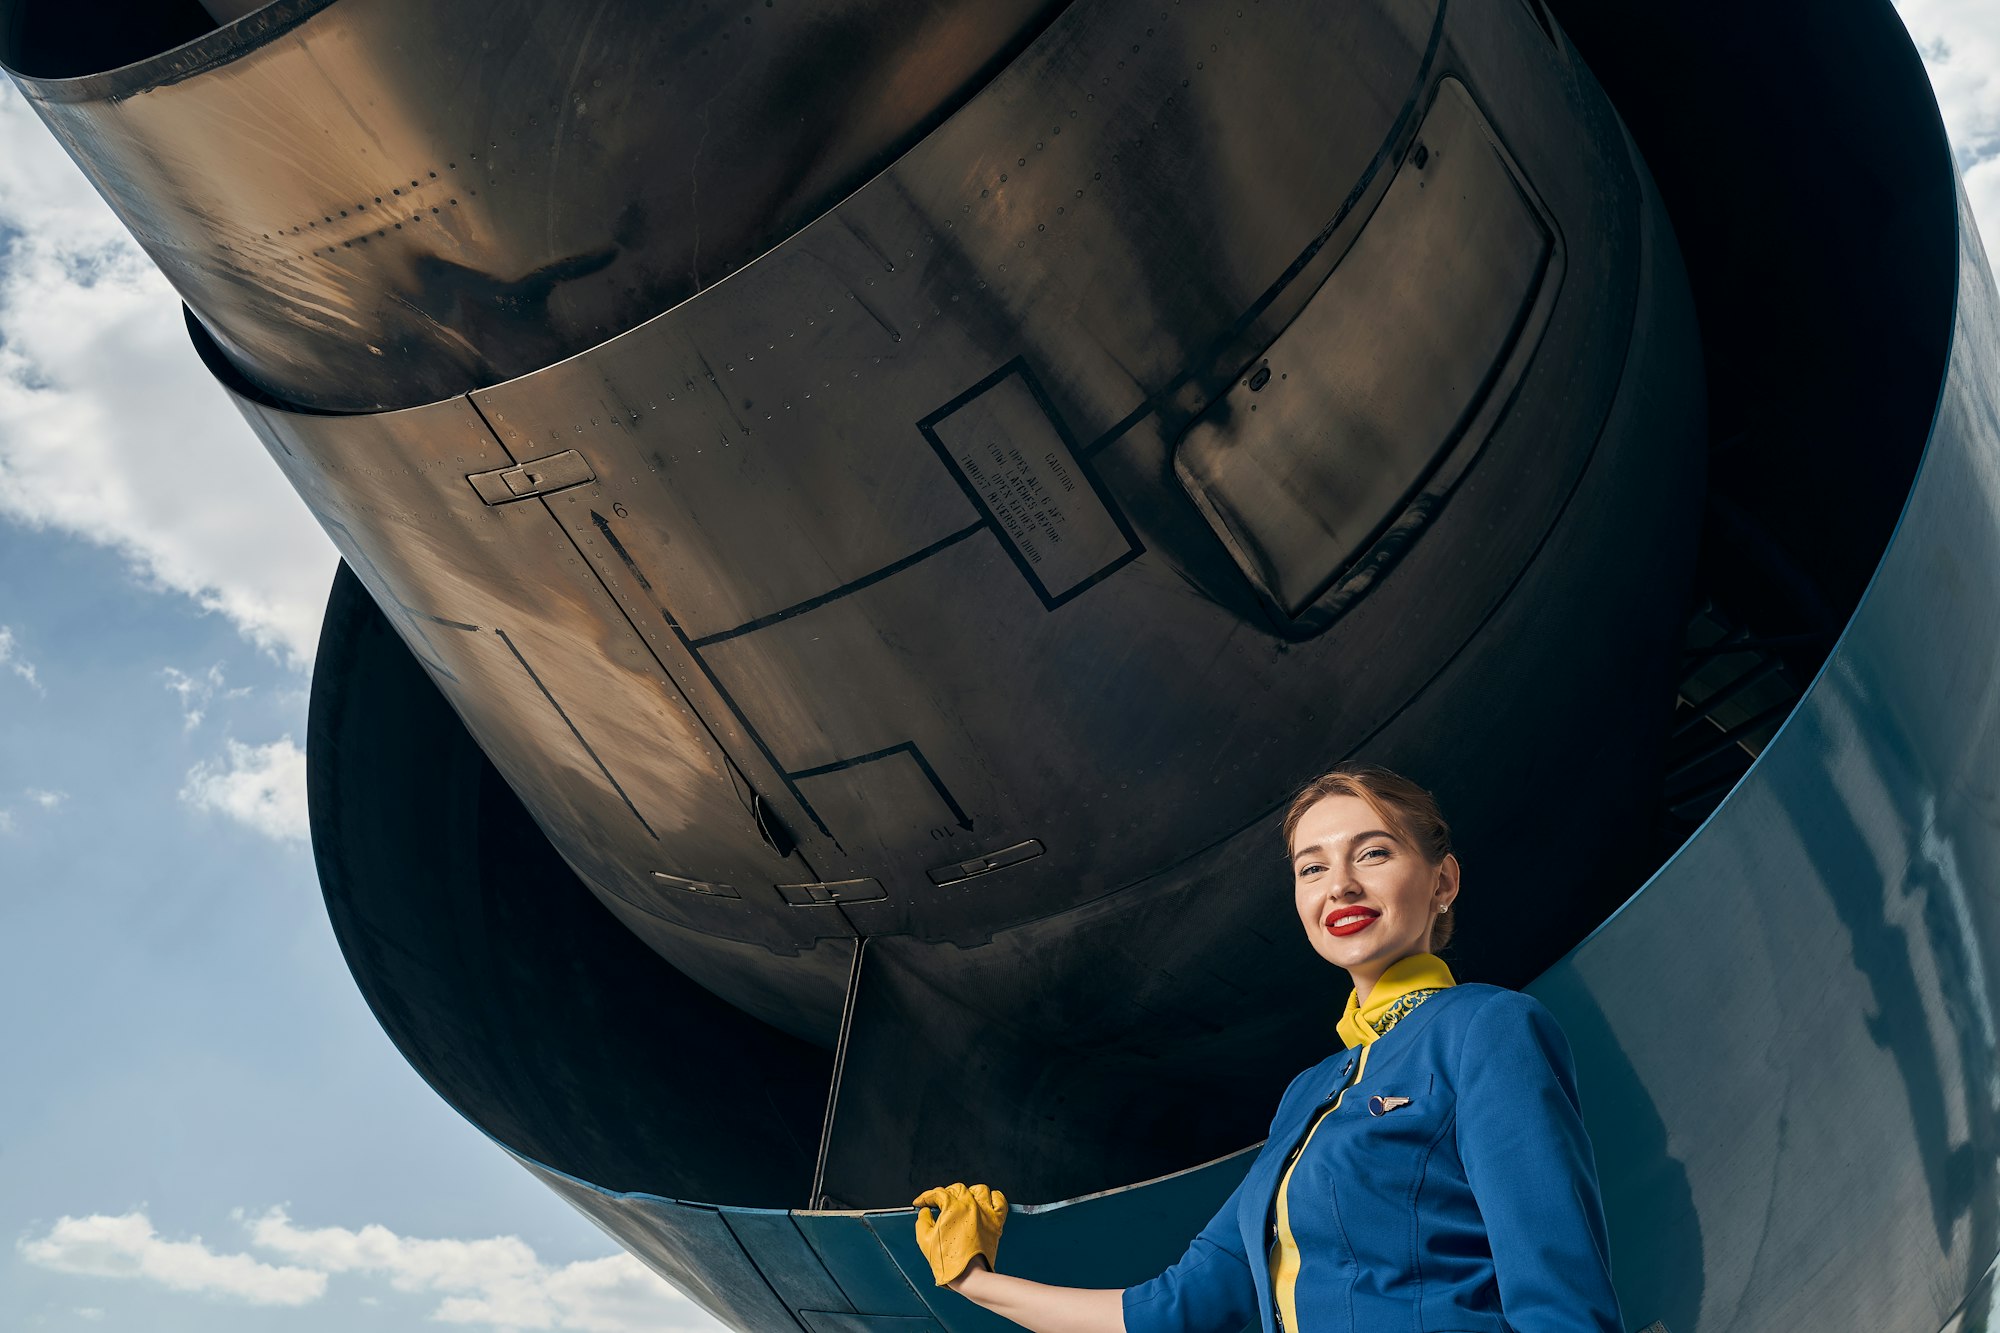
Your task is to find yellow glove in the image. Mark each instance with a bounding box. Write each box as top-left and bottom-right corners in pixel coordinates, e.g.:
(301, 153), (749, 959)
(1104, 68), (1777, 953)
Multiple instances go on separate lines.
(911, 1182), (1008, 1287)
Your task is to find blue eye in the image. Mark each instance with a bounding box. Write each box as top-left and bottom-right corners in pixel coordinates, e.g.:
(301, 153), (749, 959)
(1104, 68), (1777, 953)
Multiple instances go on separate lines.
(1358, 847), (1388, 862)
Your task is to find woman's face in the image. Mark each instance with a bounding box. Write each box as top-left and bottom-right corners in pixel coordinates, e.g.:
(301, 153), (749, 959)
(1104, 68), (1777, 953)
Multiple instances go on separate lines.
(1290, 793), (1458, 986)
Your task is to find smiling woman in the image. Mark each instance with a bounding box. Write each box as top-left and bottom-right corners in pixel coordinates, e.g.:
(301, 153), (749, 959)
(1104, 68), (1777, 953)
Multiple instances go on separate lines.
(1284, 766), (1460, 998)
(920, 762), (1623, 1333)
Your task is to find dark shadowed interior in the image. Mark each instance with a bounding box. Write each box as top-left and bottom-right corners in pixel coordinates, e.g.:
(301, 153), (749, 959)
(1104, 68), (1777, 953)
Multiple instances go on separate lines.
(310, 566), (837, 1206)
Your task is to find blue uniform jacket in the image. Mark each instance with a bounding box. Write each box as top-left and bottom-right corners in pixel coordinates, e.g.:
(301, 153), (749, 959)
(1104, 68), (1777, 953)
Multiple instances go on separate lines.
(1122, 984), (1623, 1333)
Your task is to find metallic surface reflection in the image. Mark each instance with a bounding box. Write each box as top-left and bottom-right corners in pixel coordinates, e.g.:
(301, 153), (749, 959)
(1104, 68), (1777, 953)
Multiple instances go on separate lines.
(208, 0), (1705, 1209)
(1542, 188), (2000, 1333)
(1, 0), (1068, 409)
(7, 0), (1997, 1329)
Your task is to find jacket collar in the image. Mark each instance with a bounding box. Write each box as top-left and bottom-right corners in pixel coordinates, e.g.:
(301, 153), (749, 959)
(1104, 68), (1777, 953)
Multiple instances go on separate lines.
(1336, 951), (1456, 1048)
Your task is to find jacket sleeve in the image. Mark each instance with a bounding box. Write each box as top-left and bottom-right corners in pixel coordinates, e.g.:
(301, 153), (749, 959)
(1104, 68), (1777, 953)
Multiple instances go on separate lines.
(1123, 1067), (1316, 1333)
(1455, 991), (1624, 1333)
(1120, 1170), (1260, 1333)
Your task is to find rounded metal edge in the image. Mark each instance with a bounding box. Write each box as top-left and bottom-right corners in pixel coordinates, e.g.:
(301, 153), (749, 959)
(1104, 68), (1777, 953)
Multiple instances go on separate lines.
(1550, 39), (1968, 966)
(0, 0), (340, 102)
(180, 0), (1444, 423)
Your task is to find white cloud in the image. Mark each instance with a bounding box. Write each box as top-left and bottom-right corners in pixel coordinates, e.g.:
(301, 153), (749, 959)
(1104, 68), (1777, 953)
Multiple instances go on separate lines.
(179, 737), (310, 843)
(432, 1253), (705, 1333)
(1971, 158), (2000, 246)
(0, 624), (43, 693)
(74, 1310), (104, 1321)
(161, 664), (246, 732)
(246, 1209), (711, 1333)
(0, 84), (338, 669)
(23, 1206), (714, 1332)
(1898, 0), (2000, 237)
(0, 787), (68, 837)
(18, 1212), (326, 1307)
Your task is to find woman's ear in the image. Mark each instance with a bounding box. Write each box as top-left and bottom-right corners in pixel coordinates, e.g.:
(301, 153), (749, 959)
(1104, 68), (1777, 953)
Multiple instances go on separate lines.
(1436, 852), (1461, 911)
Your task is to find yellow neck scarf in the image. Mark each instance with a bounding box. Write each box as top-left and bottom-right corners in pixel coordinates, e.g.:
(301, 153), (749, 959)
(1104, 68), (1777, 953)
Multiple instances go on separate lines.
(1336, 952), (1457, 1048)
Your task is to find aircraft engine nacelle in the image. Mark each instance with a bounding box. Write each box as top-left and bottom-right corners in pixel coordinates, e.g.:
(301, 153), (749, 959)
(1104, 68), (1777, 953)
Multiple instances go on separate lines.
(12, 1), (1991, 1331)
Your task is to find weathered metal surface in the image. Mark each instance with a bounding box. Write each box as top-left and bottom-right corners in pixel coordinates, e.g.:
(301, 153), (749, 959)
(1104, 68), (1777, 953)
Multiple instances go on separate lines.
(0, 0), (1068, 409)
(212, 0), (1703, 1205)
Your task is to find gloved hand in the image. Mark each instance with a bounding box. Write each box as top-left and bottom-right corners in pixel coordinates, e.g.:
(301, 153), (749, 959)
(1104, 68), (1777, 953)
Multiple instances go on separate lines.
(911, 1182), (1008, 1287)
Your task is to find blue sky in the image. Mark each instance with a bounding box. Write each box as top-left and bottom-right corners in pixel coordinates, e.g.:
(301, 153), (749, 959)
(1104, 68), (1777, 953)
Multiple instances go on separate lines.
(0, 44), (720, 1333)
(1, 4), (1997, 1331)
(0, 422), (717, 1330)
(0, 523), (683, 1331)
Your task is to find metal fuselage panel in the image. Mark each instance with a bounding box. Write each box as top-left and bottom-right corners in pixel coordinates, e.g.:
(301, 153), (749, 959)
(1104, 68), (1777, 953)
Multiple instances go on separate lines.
(205, 0), (1704, 1146)
(0, 0), (1070, 410)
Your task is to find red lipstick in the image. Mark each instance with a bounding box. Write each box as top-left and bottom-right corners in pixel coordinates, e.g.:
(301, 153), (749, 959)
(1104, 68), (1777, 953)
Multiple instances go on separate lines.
(1325, 908), (1380, 936)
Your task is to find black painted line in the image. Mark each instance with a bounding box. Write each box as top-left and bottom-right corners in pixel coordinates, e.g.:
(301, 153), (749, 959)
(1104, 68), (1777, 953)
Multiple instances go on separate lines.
(420, 613), (480, 632)
(710, 1207), (819, 1333)
(459, 395), (819, 848)
(1081, 398), (1158, 460)
(688, 522), (986, 649)
(1076, 3), (1449, 462)
(587, 510), (835, 842)
(916, 356), (1145, 612)
(322, 516), (464, 683)
(789, 740), (972, 832)
(1013, 361), (1146, 608)
(900, 743), (975, 832)
(589, 512), (673, 615)
(494, 628), (658, 841)
(916, 355), (1025, 427)
(787, 741), (917, 780)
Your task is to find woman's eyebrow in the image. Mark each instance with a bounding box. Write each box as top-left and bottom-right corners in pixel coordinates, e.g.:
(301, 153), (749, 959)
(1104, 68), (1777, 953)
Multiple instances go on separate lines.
(1293, 829), (1399, 865)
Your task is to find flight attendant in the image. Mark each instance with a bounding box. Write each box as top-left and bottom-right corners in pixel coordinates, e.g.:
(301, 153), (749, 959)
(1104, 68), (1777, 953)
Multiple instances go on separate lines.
(912, 764), (1625, 1333)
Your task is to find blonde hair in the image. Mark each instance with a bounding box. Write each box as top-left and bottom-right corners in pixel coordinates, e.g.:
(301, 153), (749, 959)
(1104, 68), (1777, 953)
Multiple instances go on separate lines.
(1282, 764), (1457, 950)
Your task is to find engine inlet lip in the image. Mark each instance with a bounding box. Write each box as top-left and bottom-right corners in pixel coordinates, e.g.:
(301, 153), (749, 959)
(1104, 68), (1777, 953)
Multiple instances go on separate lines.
(0, 0), (340, 102)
